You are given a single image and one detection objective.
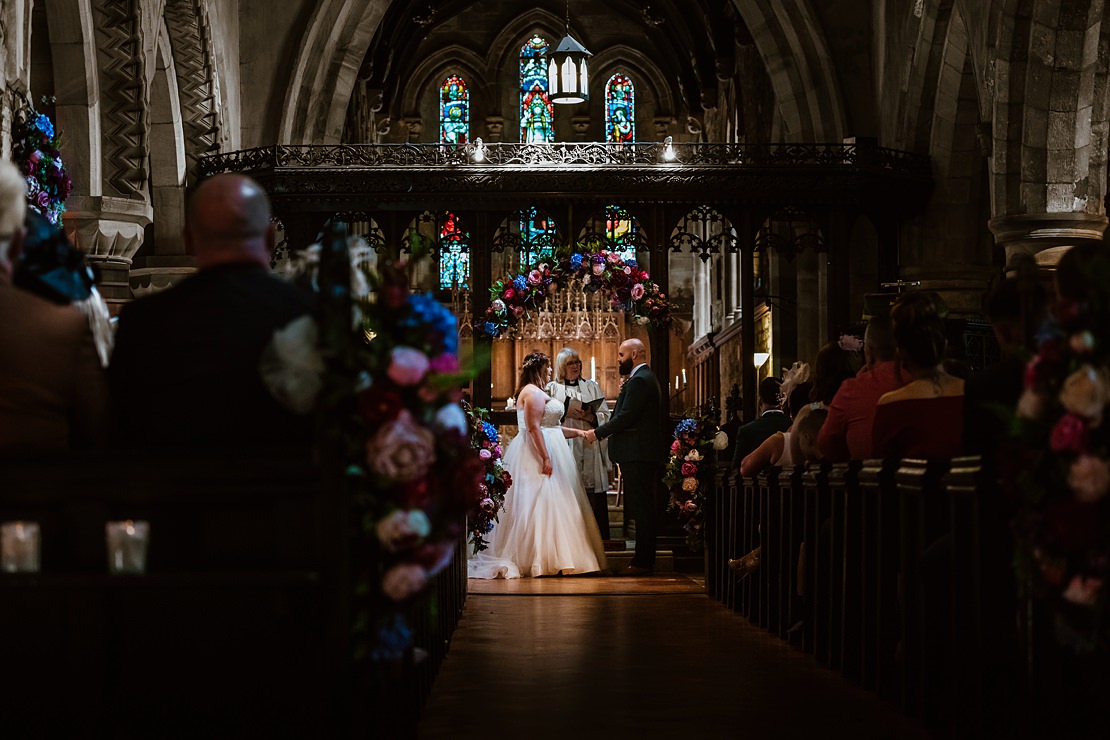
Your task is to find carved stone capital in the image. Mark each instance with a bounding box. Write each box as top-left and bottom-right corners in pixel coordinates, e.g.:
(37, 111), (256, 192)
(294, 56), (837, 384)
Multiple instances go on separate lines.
(989, 212), (1109, 270)
(403, 117), (424, 141)
(63, 196), (153, 302)
(653, 117), (672, 137)
(485, 115), (505, 142)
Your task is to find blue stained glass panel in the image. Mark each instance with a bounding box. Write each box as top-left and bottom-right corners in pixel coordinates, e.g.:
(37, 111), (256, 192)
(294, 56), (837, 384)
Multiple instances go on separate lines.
(520, 206), (556, 268)
(440, 75), (470, 144)
(605, 205), (637, 262)
(605, 74), (635, 143)
(519, 35), (554, 143)
(439, 211), (469, 289)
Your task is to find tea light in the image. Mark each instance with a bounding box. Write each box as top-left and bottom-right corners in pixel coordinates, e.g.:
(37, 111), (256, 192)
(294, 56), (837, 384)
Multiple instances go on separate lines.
(1, 521), (41, 573)
(106, 520), (150, 574)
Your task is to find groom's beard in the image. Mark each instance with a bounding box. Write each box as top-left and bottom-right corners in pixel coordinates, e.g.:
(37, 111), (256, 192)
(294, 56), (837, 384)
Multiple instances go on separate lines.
(618, 359), (633, 375)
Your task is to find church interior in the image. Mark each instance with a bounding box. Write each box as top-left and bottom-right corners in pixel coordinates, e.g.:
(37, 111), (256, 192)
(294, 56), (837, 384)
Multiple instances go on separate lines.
(2, 0), (1109, 737)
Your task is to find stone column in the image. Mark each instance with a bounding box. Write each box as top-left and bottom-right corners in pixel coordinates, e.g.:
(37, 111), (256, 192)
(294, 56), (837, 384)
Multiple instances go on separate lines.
(64, 196), (153, 306)
(989, 213), (1108, 273)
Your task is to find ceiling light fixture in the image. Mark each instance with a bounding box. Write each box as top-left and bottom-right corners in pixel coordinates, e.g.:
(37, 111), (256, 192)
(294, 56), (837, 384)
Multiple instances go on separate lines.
(548, 0), (591, 104)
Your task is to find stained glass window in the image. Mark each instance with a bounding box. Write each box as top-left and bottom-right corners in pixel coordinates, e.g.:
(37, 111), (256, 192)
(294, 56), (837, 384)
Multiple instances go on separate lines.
(605, 74), (635, 143)
(519, 35), (554, 143)
(439, 211), (469, 290)
(439, 75), (469, 144)
(519, 206), (557, 268)
(605, 205), (637, 262)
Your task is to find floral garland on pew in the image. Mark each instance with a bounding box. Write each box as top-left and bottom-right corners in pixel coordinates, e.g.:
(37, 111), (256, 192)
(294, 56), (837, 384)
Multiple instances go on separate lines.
(464, 403), (511, 553)
(663, 412), (729, 547)
(10, 94), (72, 226)
(480, 248), (672, 338)
(265, 234), (486, 661)
(1011, 245), (1110, 652)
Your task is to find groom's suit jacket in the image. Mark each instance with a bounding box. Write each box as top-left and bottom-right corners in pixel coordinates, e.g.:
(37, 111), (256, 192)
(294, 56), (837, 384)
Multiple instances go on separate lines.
(595, 365), (663, 463)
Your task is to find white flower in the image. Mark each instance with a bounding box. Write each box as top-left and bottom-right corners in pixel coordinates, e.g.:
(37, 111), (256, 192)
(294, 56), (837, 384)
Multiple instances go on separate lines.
(1068, 455), (1110, 503)
(375, 509), (432, 551)
(259, 315), (325, 414)
(685, 449), (704, 462)
(1059, 364), (1109, 427)
(367, 410), (436, 482)
(713, 431), (729, 450)
(434, 403), (469, 436)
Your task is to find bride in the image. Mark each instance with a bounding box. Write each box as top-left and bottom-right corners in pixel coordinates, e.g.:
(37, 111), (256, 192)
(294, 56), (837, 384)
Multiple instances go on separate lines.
(468, 352), (608, 578)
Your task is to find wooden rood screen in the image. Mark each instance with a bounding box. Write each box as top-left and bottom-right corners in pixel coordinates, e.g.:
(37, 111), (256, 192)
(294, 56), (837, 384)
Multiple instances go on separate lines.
(705, 458), (1054, 737)
(0, 449), (467, 737)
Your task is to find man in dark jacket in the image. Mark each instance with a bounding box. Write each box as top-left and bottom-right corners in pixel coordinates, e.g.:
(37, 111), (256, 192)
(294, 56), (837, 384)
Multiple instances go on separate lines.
(586, 338), (663, 575)
(730, 376), (792, 471)
(109, 174), (312, 447)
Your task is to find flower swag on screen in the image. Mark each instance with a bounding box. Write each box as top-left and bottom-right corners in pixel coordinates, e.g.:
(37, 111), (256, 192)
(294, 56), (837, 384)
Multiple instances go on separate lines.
(10, 95), (72, 226)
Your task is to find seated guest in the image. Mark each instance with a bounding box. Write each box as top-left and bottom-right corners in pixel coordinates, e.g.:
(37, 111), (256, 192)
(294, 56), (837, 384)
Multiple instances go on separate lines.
(0, 160), (108, 450)
(740, 404), (828, 477)
(818, 314), (906, 461)
(787, 341), (862, 463)
(872, 291), (964, 459)
(963, 254), (1047, 457)
(109, 174), (313, 447)
(730, 376), (792, 472)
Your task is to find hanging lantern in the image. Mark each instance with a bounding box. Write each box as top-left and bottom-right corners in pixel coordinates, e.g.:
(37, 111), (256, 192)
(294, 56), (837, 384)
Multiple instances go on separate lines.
(547, 3), (591, 104)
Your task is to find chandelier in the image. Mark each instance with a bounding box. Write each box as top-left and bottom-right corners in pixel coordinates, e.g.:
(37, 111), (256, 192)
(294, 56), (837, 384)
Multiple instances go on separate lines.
(547, 0), (591, 104)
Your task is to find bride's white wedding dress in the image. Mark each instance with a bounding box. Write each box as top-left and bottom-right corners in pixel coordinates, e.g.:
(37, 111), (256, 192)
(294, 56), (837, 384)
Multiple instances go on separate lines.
(468, 397), (607, 579)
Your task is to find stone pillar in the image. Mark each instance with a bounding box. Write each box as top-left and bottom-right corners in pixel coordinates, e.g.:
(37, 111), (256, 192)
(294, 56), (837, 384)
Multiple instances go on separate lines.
(64, 195), (153, 306)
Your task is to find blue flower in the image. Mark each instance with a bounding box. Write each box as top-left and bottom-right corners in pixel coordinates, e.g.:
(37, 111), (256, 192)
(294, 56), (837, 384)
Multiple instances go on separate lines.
(512, 275), (528, 291)
(483, 321), (500, 337)
(481, 421), (499, 443)
(370, 614), (413, 661)
(625, 258), (638, 267)
(34, 114), (54, 140)
(674, 418), (699, 436)
(570, 253), (584, 270)
(403, 293), (459, 353)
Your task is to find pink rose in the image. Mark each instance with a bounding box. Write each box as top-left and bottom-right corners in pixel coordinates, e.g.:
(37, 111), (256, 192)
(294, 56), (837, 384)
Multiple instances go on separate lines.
(630, 283), (645, 301)
(683, 500), (698, 513)
(429, 353), (459, 374)
(1050, 414), (1089, 453)
(479, 449), (492, 460)
(527, 269), (543, 286)
(35, 190), (50, 209)
(682, 477), (698, 493)
(1062, 574), (1103, 606)
(592, 263), (605, 276)
(28, 150), (42, 164)
(367, 410), (435, 482)
(493, 445), (502, 457)
(479, 497), (495, 513)
(1068, 454), (1110, 503)
(387, 346), (429, 386)
(503, 287), (516, 301)
(670, 440), (682, 454)
(681, 461), (698, 477)
(607, 252), (621, 264)
(1059, 365), (1109, 426)
(375, 509), (431, 552)
(623, 266), (632, 275)
(381, 563), (428, 601)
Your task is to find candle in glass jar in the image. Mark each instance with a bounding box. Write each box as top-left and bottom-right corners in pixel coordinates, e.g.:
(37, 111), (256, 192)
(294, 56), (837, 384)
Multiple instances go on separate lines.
(106, 520), (150, 574)
(1, 521), (41, 573)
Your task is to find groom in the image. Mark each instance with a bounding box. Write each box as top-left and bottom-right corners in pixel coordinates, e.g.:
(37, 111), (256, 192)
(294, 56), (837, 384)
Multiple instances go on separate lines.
(585, 338), (663, 576)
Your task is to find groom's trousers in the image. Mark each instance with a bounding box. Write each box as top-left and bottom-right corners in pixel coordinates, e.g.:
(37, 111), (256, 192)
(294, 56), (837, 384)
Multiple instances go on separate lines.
(621, 461), (660, 569)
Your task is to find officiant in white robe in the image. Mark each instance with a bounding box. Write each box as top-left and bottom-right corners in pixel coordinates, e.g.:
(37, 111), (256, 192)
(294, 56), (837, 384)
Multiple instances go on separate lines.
(547, 347), (612, 540)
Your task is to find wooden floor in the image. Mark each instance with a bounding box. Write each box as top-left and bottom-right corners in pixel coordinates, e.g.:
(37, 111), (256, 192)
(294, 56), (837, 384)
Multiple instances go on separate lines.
(419, 575), (928, 739)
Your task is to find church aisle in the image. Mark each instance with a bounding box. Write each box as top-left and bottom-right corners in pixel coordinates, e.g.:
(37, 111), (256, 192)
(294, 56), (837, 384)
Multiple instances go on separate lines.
(419, 580), (928, 739)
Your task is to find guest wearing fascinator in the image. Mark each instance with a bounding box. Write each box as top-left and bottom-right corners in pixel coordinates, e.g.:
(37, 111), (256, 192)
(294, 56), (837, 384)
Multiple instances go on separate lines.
(0, 160), (108, 449)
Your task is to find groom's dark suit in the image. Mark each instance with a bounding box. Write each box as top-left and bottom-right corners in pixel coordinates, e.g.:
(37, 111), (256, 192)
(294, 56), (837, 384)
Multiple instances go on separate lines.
(595, 364), (663, 569)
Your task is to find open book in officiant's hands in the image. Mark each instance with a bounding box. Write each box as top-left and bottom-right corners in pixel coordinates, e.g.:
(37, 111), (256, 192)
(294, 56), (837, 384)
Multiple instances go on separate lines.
(567, 396), (604, 424)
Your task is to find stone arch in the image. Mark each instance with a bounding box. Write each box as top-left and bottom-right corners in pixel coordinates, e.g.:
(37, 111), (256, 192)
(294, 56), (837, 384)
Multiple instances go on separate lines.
(399, 45), (490, 135)
(148, 26), (186, 256)
(279, 0), (389, 144)
(164, 0), (222, 187)
(732, 0), (847, 141)
(484, 8), (568, 80)
(589, 43), (677, 118)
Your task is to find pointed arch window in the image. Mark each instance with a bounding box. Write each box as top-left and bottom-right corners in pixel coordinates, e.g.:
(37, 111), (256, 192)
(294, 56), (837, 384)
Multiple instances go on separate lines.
(439, 75), (470, 144)
(520, 206), (557, 268)
(439, 211), (469, 289)
(605, 74), (635, 143)
(519, 35), (554, 143)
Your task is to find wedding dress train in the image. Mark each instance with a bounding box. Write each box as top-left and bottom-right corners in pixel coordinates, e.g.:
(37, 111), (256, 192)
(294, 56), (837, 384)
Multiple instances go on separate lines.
(468, 397), (607, 579)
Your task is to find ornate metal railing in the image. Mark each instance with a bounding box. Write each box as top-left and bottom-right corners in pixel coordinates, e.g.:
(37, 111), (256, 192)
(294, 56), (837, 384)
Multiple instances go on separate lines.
(199, 142), (931, 178)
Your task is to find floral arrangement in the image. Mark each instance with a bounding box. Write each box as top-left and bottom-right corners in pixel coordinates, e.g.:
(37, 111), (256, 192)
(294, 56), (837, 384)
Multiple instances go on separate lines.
(480, 248), (671, 338)
(663, 412), (729, 546)
(1012, 248), (1110, 652)
(267, 233), (487, 661)
(10, 95), (72, 226)
(464, 403), (512, 553)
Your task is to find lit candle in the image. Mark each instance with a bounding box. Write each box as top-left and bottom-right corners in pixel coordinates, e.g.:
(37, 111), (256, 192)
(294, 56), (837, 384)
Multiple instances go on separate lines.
(675, 375), (680, 390)
(106, 520), (151, 574)
(1, 521), (41, 573)
(590, 356), (596, 379)
(682, 368), (687, 385)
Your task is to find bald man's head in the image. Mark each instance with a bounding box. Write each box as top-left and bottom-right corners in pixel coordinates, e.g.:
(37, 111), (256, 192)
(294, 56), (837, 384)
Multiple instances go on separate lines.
(185, 174), (274, 269)
(617, 338), (648, 376)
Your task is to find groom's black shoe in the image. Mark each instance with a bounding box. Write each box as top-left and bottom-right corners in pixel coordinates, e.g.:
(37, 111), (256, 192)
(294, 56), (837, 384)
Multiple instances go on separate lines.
(618, 565), (653, 577)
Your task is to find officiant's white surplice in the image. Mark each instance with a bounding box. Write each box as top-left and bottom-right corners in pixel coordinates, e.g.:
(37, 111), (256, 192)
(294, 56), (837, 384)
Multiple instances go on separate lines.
(546, 377), (611, 492)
